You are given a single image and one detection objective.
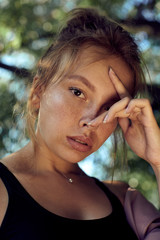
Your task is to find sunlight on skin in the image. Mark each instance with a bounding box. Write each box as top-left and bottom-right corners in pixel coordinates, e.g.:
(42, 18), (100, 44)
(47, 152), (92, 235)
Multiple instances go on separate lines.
(35, 47), (135, 174)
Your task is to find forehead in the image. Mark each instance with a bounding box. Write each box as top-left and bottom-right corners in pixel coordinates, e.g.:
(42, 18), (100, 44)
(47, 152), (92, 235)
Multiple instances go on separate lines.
(72, 46), (134, 94)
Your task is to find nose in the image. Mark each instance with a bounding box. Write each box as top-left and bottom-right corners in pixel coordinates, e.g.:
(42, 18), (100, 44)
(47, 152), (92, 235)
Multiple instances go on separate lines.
(79, 116), (99, 130)
(79, 106), (101, 130)
(79, 118), (91, 128)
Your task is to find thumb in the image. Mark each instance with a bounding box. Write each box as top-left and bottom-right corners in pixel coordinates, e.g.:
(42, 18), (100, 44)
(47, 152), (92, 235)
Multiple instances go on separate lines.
(118, 117), (130, 135)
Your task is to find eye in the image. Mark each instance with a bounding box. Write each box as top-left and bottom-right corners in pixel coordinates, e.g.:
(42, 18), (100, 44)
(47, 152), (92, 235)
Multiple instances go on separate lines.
(69, 87), (85, 99)
(105, 106), (110, 111)
(101, 104), (110, 112)
(98, 105), (110, 115)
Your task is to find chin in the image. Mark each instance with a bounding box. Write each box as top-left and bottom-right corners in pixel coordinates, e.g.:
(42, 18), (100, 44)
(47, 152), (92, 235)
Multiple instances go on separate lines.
(61, 150), (92, 164)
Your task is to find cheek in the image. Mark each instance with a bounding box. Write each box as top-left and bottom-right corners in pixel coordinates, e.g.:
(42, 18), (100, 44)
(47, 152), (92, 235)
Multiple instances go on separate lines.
(39, 90), (79, 129)
(99, 119), (118, 141)
(92, 120), (117, 153)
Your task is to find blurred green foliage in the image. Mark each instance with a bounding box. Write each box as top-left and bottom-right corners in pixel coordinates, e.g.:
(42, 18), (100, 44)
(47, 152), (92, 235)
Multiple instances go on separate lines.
(0, 0), (160, 208)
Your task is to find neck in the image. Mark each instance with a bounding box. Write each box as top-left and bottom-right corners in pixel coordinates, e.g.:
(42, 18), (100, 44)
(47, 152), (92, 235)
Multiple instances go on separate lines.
(22, 141), (82, 177)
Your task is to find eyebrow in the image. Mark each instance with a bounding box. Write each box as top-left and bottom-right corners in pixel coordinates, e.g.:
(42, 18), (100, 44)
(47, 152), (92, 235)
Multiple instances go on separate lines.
(68, 74), (95, 92)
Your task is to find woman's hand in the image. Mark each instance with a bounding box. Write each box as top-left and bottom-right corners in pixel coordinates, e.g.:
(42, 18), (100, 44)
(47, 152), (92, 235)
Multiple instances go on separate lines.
(90, 68), (160, 169)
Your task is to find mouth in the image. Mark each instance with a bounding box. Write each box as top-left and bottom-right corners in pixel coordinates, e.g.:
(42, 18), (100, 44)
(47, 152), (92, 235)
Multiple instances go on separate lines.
(67, 136), (92, 152)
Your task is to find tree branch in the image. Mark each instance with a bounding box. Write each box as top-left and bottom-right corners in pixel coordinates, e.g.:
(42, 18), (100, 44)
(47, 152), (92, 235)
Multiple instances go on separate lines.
(0, 61), (32, 79)
(120, 18), (160, 37)
(119, 0), (160, 37)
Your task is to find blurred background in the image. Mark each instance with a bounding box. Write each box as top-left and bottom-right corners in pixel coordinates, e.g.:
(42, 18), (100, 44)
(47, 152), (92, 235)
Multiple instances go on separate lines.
(0, 0), (160, 208)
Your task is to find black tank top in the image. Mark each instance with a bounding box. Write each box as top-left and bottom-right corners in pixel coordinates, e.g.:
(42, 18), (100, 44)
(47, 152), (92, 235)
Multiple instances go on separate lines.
(0, 162), (138, 240)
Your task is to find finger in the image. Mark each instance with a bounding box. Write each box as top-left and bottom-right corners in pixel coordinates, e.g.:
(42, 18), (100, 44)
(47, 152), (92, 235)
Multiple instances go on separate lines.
(114, 110), (131, 118)
(126, 99), (157, 125)
(88, 96), (130, 126)
(118, 117), (130, 134)
(129, 111), (141, 121)
(126, 98), (152, 115)
(103, 96), (130, 123)
(88, 111), (108, 127)
(109, 68), (131, 99)
(116, 107), (141, 119)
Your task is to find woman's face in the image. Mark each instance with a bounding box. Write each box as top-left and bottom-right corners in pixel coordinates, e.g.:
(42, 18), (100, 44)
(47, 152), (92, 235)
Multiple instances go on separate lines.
(36, 47), (134, 164)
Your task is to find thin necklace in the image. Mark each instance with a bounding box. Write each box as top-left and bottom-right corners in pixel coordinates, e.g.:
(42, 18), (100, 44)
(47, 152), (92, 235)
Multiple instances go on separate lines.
(55, 168), (85, 184)
(61, 173), (74, 183)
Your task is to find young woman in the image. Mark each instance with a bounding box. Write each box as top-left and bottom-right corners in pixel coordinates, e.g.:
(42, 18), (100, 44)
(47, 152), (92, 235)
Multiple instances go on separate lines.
(0, 8), (160, 240)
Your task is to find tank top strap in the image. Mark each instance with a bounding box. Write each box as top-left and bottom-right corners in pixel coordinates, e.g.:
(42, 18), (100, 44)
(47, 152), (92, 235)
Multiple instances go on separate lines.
(93, 177), (124, 213)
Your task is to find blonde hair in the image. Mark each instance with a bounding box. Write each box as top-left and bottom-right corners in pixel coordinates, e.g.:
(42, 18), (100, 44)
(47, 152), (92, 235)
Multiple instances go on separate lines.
(26, 8), (146, 144)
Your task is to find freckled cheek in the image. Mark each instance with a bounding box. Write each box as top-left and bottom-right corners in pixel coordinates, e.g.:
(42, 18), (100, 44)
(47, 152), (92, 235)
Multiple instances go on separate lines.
(40, 92), (80, 124)
(99, 119), (118, 140)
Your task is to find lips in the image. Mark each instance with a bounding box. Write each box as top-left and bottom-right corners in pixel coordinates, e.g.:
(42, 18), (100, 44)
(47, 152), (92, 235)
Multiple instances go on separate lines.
(67, 136), (93, 152)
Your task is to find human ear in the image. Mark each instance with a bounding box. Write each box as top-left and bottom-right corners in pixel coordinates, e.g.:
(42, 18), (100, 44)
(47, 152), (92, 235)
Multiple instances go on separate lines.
(30, 76), (45, 111)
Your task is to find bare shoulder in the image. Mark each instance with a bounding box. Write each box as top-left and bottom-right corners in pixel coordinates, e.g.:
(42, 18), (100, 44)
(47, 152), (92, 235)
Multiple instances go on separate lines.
(0, 156), (12, 226)
(0, 143), (34, 173)
(0, 178), (9, 226)
(103, 180), (129, 206)
(0, 150), (24, 171)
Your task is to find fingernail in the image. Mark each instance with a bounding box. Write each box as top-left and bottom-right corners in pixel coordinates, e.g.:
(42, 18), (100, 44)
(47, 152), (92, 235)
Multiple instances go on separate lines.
(109, 67), (115, 76)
